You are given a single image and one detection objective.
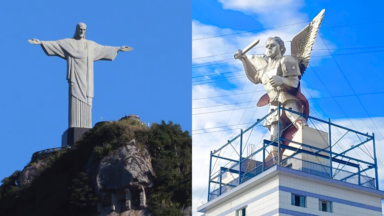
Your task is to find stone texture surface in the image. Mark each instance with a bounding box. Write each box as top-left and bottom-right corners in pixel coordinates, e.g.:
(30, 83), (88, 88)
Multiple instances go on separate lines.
(87, 140), (155, 216)
(18, 160), (47, 186)
(102, 210), (148, 216)
(183, 206), (192, 216)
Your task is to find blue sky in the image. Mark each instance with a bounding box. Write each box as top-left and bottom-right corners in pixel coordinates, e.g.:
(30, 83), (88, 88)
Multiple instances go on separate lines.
(192, 1), (384, 215)
(0, 0), (191, 182)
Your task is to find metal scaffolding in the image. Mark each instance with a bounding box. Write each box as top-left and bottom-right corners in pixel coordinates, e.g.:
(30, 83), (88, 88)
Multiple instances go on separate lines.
(207, 104), (378, 201)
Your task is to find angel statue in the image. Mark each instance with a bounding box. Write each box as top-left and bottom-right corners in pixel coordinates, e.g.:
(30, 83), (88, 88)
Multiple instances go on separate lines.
(235, 10), (325, 148)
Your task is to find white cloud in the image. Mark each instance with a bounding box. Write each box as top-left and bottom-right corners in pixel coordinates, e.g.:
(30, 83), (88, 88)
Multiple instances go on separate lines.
(301, 80), (322, 98)
(192, 21), (332, 71)
(332, 118), (384, 180)
(218, 0), (307, 26)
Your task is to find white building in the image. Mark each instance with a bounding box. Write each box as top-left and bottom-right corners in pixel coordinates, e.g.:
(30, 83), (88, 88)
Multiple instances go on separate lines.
(197, 114), (384, 216)
(197, 165), (384, 216)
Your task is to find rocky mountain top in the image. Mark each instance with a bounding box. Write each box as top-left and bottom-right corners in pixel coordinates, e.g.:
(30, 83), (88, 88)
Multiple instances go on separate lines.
(0, 118), (191, 216)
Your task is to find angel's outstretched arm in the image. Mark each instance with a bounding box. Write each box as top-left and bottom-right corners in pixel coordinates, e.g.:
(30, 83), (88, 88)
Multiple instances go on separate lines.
(241, 56), (260, 84)
(236, 50), (262, 84)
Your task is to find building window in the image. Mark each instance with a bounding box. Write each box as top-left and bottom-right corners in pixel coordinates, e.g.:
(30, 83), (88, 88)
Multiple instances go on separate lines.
(236, 207), (246, 216)
(319, 199), (332, 212)
(291, 194), (306, 207)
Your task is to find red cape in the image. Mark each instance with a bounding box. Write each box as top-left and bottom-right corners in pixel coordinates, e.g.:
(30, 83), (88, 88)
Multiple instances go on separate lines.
(257, 86), (309, 146)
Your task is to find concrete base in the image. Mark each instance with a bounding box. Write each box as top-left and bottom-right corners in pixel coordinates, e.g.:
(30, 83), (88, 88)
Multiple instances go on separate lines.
(284, 125), (329, 157)
(62, 127), (90, 147)
(283, 125), (330, 167)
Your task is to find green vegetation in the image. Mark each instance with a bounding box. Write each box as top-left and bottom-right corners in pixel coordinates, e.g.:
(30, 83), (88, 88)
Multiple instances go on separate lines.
(0, 171), (21, 211)
(0, 119), (191, 216)
(144, 121), (192, 215)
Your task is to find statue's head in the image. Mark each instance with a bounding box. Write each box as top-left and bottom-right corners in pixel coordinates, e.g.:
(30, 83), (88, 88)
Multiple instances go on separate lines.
(266, 37), (286, 58)
(73, 23), (87, 39)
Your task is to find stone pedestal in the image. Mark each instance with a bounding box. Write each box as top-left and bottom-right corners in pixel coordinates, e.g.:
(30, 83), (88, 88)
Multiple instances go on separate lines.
(61, 127), (90, 147)
(283, 125), (329, 157)
(283, 125), (330, 176)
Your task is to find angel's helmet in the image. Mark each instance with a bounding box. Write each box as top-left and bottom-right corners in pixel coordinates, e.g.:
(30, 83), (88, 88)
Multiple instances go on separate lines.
(73, 23), (87, 39)
(266, 37), (286, 58)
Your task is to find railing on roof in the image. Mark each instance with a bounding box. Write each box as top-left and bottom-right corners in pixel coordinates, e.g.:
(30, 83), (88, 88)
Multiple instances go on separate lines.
(31, 146), (71, 162)
(207, 103), (378, 202)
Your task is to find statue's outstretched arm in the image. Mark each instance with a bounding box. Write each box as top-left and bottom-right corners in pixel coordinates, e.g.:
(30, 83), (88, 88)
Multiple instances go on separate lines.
(29, 39), (65, 59)
(241, 55), (260, 84)
(234, 39), (264, 84)
(119, 46), (133, 52)
(236, 50), (262, 84)
(28, 39), (42, 45)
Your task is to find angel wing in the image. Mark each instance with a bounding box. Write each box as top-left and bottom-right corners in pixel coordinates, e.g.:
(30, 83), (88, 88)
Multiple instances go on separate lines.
(291, 9), (325, 75)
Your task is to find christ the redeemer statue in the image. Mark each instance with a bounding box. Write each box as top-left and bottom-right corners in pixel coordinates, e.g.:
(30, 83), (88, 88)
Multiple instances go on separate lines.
(28, 23), (132, 129)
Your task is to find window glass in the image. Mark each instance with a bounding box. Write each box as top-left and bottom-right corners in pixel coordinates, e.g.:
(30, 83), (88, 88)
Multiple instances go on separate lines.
(236, 207), (246, 216)
(291, 194), (306, 207)
(319, 199), (332, 212)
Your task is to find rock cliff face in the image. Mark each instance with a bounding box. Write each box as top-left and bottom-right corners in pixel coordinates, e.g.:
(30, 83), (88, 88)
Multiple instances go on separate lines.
(0, 119), (191, 216)
(18, 160), (47, 186)
(87, 140), (155, 216)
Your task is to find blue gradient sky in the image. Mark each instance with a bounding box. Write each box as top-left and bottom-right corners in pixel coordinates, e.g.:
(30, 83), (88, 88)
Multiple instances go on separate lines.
(0, 0), (191, 181)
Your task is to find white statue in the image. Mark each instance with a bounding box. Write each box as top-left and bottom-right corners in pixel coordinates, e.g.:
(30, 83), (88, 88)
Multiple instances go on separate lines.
(235, 10), (325, 145)
(28, 23), (133, 128)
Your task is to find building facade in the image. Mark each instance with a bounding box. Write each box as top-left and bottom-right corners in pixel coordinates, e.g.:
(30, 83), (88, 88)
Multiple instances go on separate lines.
(198, 166), (384, 216)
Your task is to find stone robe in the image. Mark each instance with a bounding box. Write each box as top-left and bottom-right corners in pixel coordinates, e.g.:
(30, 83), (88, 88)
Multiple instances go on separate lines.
(41, 39), (120, 128)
